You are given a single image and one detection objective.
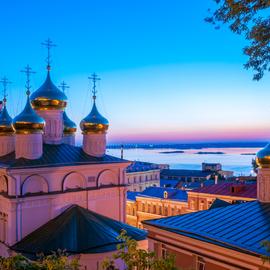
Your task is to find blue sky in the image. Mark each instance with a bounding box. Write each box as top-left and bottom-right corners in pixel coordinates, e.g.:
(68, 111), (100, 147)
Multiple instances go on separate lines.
(0, 0), (270, 143)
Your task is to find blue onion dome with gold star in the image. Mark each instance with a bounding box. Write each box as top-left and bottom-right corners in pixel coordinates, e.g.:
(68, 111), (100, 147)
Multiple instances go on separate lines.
(30, 70), (67, 110)
(13, 65), (45, 134)
(63, 111), (77, 134)
(256, 144), (270, 169)
(0, 99), (14, 135)
(80, 73), (109, 134)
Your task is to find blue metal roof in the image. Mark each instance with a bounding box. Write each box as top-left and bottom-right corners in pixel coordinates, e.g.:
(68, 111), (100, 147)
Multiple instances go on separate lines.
(209, 198), (232, 210)
(161, 169), (212, 178)
(126, 161), (160, 173)
(138, 187), (187, 202)
(143, 201), (270, 257)
(0, 143), (128, 169)
(160, 179), (180, 188)
(12, 205), (147, 258)
(127, 191), (141, 201)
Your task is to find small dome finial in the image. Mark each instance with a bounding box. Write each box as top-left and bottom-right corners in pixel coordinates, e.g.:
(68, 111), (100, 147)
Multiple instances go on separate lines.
(41, 38), (56, 72)
(58, 81), (77, 135)
(59, 81), (70, 94)
(20, 65), (36, 96)
(0, 76), (12, 106)
(0, 76), (14, 135)
(88, 73), (101, 102)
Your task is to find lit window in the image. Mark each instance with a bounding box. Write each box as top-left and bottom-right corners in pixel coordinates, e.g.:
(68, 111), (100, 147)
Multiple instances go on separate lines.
(164, 191), (168, 199)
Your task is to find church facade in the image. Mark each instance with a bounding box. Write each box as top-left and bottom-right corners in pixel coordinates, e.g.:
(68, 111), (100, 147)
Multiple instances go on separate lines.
(0, 40), (146, 269)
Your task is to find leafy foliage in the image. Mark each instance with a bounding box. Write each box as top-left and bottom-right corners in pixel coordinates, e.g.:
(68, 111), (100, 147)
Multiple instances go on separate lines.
(102, 230), (179, 270)
(206, 0), (270, 80)
(0, 251), (79, 270)
(252, 158), (259, 174)
(261, 240), (270, 263)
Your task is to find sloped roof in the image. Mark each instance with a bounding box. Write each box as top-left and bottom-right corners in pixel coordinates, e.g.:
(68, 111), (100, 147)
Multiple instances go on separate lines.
(135, 187), (187, 202)
(160, 179), (180, 188)
(190, 182), (257, 198)
(161, 169), (212, 178)
(143, 201), (270, 256)
(0, 143), (128, 169)
(127, 191), (141, 201)
(209, 198), (231, 210)
(12, 205), (146, 257)
(126, 161), (160, 173)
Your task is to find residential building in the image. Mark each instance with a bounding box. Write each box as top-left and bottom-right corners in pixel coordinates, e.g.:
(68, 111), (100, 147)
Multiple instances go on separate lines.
(142, 144), (270, 270)
(126, 187), (187, 228)
(161, 169), (212, 182)
(125, 161), (160, 192)
(202, 162), (222, 172)
(187, 182), (256, 212)
(202, 162), (234, 178)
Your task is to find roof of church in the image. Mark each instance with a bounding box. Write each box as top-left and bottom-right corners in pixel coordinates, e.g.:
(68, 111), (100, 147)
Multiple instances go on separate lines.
(0, 143), (128, 169)
(143, 200), (270, 257)
(11, 205), (147, 257)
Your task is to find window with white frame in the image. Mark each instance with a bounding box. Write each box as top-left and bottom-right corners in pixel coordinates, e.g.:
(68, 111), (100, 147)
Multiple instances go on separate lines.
(161, 245), (168, 259)
(196, 256), (205, 270)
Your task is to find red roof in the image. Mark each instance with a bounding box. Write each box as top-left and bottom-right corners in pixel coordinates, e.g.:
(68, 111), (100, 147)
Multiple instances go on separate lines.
(190, 183), (257, 198)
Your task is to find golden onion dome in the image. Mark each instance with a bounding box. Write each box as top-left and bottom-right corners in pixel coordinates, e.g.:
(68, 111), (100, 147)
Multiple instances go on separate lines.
(63, 111), (77, 134)
(80, 102), (109, 134)
(13, 96), (45, 134)
(256, 144), (270, 168)
(30, 72), (67, 110)
(0, 104), (14, 135)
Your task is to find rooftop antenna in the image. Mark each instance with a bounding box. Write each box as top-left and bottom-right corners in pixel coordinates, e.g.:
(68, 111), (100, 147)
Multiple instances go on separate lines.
(41, 38), (56, 71)
(0, 76), (12, 105)
(59, 81), (70, 94)
(20, 65), (36, 96)
(88, 73), (100, 102)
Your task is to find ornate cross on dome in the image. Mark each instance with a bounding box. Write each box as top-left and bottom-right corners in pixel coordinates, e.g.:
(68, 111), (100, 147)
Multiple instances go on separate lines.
(59, 81), (70, 94)
(0, 76), (11, 104)
(21, 65), (36, 96)
(88, 73), (101, 101)
(41, 38), (56, 71)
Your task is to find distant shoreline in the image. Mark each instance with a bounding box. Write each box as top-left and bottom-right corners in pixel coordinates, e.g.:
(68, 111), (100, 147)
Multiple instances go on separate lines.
(159, 150), (185, 154)
(107, 142), (266, 150)
(196, 151), (224, 155)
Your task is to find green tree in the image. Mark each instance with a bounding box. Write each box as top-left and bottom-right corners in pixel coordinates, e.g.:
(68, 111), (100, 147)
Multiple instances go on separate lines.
(206, 0), (270, 80)
(0, 251), (79, 270)
(102, 230), (179, 270)
(252, 158), (259, 174)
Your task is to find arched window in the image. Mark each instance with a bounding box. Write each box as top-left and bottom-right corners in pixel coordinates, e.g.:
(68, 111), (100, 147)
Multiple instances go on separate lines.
(22, 175), (48, 195)
(97, 170), (117, 187)
(63, 172), (86, 191)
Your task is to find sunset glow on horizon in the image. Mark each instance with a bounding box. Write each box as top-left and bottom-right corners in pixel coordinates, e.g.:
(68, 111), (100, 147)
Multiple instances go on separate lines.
(1, 0), (270, 144)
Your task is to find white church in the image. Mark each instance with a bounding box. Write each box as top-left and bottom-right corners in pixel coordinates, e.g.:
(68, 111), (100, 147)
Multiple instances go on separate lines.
(0, 40), (146, 269)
